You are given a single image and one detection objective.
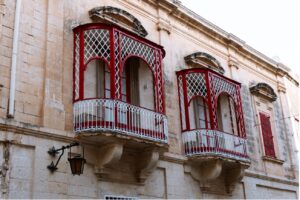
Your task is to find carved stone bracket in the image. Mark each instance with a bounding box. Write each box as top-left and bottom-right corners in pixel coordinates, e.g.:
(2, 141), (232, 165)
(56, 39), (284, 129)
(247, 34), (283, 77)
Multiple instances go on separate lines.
(136, 148), (159, 183)
(94, 143), (124, 179)
(224, 164), (245, 193)
(94, 142), (161, 184)
(185, 159), (222, 189)
(185, 159), (249, 194)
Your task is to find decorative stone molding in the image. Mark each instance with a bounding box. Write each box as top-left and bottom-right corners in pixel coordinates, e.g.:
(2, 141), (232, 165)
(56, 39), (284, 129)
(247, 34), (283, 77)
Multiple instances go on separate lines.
(89, 6), (148, 37)
(224, 164), (245, 193)
(185, 159), (222, 189)
(0, 141), (9, 198)
(249, 82), (277, 102)
(262, 156), (284, 165)
(184, 52), (225, 74)
(184, 159), (249, 194)
(94, 143), (124, 179)
(228, 56), (240, 69)
(94, 142), (162, 184)
(277, 84), (286, 94)
(136, 148), (159, 183)
(157, 19), (172, 34)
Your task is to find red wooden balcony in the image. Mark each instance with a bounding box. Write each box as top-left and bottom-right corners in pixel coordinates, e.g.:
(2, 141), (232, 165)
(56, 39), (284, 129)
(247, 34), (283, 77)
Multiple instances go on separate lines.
(177, 68), (250, 162)
(72, 23), (167, 144)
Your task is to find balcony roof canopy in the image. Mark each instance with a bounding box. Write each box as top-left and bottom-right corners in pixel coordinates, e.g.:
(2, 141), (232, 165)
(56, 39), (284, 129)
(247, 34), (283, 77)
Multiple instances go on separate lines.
(73, 23), (165, 58)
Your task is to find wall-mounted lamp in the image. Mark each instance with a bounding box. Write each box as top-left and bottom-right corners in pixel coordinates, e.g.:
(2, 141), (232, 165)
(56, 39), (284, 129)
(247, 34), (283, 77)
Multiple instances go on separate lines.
(47, 142), (86, 175)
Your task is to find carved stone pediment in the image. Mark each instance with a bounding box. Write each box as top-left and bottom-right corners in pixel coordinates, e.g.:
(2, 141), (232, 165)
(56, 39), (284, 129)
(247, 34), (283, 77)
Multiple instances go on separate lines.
(184, 52), (225, 74)
(89, 6), (148, 37)
(250, 82), (277, 102)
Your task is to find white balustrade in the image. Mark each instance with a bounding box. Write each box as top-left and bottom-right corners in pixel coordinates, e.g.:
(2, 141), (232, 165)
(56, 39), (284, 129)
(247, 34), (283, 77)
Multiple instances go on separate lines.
(182, 129), (249, 162)
(73, 99), (168, 143)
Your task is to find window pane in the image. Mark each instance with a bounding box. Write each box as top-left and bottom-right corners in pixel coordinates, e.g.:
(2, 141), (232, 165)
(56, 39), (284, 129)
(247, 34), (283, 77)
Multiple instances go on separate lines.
(122, 77), (127, 95)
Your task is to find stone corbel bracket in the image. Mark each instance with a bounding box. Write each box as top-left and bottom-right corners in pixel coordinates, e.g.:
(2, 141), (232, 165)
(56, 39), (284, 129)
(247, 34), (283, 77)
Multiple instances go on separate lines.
(94, 143), (124, 179)
(185, 159), (248, 194)
(224, 164), (246, 194)
(94, 143), (161, 184)
(185, 159), (222, 189)
(89, 6), (148, 37)
(136, 148), (159, 183)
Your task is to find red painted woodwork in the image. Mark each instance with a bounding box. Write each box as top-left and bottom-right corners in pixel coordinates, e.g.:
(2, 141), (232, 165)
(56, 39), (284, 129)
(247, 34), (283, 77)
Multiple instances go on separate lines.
(176, 68), (246, 138)
(259, 113), (276, 158)
(73, 23), (166, 114)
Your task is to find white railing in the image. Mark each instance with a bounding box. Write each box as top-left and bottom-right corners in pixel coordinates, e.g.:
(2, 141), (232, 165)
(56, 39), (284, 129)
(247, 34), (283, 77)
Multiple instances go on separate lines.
(182, 129), (249, 162)
(73, 99), (168, 143)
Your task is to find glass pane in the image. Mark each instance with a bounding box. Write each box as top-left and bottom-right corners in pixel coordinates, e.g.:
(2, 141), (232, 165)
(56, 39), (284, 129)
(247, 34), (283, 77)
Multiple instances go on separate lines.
(105, 89), (111, 98)
(105, 71), (110, 90)
(121, 77), (127, 95)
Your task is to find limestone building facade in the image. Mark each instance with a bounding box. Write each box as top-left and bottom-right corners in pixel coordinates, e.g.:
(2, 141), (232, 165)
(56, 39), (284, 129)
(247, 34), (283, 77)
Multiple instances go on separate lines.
(0, 0), (298, 199)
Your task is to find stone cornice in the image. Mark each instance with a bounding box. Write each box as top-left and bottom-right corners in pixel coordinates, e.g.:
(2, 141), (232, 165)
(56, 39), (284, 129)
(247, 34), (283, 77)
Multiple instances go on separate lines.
(142, 0), (298, 85)
(0, 119), (75, 143)
(245, 170), (299, 186)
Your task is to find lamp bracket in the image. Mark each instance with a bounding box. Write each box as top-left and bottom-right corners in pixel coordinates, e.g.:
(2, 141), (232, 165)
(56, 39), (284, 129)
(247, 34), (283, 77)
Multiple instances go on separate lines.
(47, 142), (79, 173)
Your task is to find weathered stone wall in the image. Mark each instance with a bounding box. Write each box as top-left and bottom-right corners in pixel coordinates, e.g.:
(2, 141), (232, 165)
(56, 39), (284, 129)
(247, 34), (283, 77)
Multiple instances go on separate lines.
(0, 0), (298, 199)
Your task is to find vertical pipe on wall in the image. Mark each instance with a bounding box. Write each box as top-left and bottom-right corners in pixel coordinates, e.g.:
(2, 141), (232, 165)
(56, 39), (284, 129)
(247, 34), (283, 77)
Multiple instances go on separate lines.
(7, 0), (22, 118)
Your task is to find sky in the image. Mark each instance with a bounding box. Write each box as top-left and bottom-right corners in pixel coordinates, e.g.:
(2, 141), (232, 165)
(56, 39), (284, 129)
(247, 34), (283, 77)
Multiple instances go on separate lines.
(180, 0), (300, 75)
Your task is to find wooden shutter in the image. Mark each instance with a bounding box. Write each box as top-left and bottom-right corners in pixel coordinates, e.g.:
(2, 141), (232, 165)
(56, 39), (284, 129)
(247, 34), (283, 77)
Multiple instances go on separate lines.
(259, 113), (275, 157)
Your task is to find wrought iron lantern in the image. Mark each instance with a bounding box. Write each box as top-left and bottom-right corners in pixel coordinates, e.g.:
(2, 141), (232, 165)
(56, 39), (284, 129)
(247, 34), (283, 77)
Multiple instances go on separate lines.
(68, 145), (86, 175)
(47, 142), (86, 175)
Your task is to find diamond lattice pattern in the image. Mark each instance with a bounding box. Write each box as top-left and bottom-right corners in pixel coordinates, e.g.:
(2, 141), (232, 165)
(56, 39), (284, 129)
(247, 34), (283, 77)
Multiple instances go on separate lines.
(120, 34), (155, 70)
(209, 73), (238, 126)
(74, 33), (80, 100)
(114, 32), (121, 98)
(84, 29), (110, 64)
(186, 73), (207, 102)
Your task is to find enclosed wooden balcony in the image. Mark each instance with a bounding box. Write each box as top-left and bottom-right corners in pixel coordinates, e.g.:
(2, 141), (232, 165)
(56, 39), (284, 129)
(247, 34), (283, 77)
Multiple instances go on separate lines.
(177, 60), (250, 193)
(72, 23), (167, 145)
(71, 22), (168, 184)
(177, 67), (249, 162)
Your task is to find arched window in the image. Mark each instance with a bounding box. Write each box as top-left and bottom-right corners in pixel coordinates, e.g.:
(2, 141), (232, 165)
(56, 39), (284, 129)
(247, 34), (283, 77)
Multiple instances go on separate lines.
(188, 97), (210, 130)
(123, 57), (154, 110)
(217, 93), (238, 135)
(84, 59), (110, 99)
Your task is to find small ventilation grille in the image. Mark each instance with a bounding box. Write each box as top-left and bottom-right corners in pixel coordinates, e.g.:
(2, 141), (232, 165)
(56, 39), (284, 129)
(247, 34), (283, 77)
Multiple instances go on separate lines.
(104, 195), (138, 200)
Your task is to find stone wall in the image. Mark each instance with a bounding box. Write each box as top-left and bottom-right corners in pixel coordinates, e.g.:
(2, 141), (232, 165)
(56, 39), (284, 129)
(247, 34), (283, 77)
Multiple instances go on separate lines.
(0, 0), (298, 199)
